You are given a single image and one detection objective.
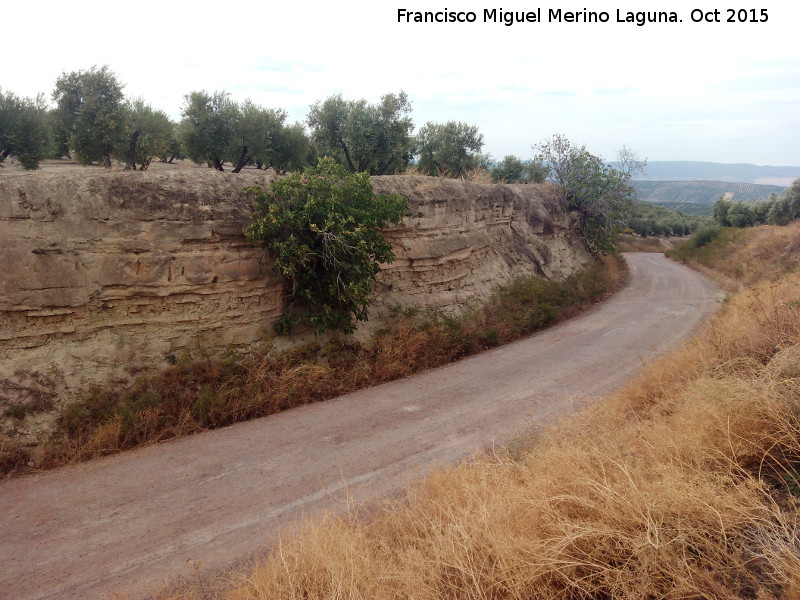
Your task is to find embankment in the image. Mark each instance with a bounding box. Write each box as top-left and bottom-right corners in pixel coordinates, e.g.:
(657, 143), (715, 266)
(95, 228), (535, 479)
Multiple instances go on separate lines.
(0, 170), (589, 444)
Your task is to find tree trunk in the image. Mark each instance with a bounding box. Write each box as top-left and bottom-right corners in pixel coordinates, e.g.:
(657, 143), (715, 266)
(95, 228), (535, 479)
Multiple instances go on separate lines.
(213, 157), (225, 172)
(0, 149), (10, 162)
(232, 146), (249, 173)
(167, 154), (175, 164)
(376, 159), (393, 176)
(102, 144), (112, 168)
(338, 138), (356, 173)
(124, 130), (141, 171)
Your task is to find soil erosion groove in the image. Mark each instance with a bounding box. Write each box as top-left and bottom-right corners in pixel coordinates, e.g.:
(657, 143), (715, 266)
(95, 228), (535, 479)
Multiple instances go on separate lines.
(0, 253), (720, 600)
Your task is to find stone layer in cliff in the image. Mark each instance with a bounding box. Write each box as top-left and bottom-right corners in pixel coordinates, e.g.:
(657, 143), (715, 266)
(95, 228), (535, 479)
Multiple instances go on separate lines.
(0, 170), (589, 442)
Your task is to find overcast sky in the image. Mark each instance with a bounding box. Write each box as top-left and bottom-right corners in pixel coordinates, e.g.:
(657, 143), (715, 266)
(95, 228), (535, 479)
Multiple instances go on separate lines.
(4, 0), (799, 166)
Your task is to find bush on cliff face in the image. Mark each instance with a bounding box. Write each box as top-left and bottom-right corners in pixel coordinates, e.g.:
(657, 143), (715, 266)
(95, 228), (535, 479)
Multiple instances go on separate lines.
(246, 158), (407, 334)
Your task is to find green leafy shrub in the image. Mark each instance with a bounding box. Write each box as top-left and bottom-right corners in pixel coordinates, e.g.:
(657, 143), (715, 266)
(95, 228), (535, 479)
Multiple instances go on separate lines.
(246, 158), (407, 334)
(691, 224), (722, 248)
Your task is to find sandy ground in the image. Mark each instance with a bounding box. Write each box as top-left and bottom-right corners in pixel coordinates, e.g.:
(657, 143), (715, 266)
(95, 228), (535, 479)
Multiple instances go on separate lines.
(0, 253), (721, 600)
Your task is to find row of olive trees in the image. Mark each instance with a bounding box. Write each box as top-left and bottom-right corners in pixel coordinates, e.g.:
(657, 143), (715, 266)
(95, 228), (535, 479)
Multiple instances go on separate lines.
(0, 67), (481, 176)
(2, 68), (184, 171)
(712, 181), (800, 227)
(1, 65), (550, 180)
(1, 66), (314, 173)
(2, 67), (645, 255)
(626, 202), (706, 237)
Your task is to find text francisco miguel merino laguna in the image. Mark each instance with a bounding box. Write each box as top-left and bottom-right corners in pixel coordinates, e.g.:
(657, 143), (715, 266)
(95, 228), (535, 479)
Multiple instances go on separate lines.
(396, 8), (770, 26)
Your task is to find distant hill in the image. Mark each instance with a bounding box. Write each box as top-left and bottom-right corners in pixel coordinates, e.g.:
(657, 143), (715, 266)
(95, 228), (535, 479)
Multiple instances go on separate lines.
(645, 201), (713, 217)
(631, 180), (786, 216)
(632, 180), (784, 203)
(629, 161), (800, 185)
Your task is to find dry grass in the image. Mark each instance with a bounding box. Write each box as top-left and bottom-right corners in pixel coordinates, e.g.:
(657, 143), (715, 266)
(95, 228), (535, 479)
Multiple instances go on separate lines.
(211, 229), (800, 600)
(668, 223), (800, 288)
(1, 257), (625, 479)
(401, 165), (495, 183)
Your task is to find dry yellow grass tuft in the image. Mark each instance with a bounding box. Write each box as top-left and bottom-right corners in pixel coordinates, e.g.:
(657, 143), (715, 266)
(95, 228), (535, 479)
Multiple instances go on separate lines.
(219, 228), (800, 600)
(668, 222), (800, 289)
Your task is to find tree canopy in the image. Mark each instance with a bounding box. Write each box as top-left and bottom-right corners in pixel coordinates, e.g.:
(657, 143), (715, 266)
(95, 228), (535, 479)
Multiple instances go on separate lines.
(115, 98), (174, 171)
(626, 201), (706, 237)
(414, 121), (485, 178)
(179, 90), (238, 171)
(491, 155), (549, 184)
(180, 91), (312, 173)
(307, 92), (414, 175)
(0, 88), (49, 169)
(52, 65), (126, 167)
(227, 100), (284, 173)
(711, 180), (800, 228)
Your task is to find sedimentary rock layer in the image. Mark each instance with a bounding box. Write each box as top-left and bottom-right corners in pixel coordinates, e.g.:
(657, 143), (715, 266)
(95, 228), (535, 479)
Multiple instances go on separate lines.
(0, 170), (589, 442)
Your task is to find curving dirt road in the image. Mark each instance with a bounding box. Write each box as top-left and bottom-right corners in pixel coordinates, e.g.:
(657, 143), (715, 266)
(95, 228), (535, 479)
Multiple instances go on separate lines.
(0, 253), (720, 600)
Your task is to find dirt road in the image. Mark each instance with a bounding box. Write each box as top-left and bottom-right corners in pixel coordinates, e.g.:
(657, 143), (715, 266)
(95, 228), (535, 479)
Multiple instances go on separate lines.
(0, 253), (720, 600)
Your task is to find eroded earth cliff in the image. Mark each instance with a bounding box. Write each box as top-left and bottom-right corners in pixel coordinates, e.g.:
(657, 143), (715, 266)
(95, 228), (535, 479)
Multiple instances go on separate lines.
(0, 169), (589, 444)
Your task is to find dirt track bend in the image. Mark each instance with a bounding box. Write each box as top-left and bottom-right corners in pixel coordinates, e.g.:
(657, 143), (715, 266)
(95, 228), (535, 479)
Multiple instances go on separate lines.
(0, 253), (720, 600)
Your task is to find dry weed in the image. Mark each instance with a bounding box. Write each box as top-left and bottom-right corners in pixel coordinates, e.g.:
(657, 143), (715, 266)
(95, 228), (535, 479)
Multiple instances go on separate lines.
(669, 222), (800, 287)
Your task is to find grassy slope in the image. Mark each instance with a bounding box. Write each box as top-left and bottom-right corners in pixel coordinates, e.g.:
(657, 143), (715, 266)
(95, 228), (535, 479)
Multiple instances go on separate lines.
(667, 222), (800, 288)
(222, 225), (800, 600)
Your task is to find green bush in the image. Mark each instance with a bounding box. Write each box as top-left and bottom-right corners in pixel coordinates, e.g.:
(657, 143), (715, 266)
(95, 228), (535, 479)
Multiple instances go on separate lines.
(691, 224), (722, 248)
(246, 158), (407, 334)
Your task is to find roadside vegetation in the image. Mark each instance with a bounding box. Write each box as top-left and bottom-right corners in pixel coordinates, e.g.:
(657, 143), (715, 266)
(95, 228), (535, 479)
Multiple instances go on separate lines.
(617, 201), (708, 252)
(0, 255), (625, 478)
(668, 222), (800, 288)
(626, 200), (707, 237)
(710, 180), (800, 228)
(207, 224), (800, 600)
(245, 159), (407, 334)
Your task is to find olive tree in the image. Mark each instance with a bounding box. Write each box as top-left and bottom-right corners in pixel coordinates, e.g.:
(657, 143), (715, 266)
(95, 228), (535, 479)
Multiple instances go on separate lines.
(0, 88), (49, 169)
(52, 65), (126, 167)
(307, 91), (413, 174)
(228, 100), (286, 173)
(263, 122), (314, 173)
(414, 121), (485, 178)
(535, 134), (645, 254)
(116, 98), (173, 170)
(491, 155), (549, 183)
(179, 90), (238, 171)
(159, 122), (185, 164)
